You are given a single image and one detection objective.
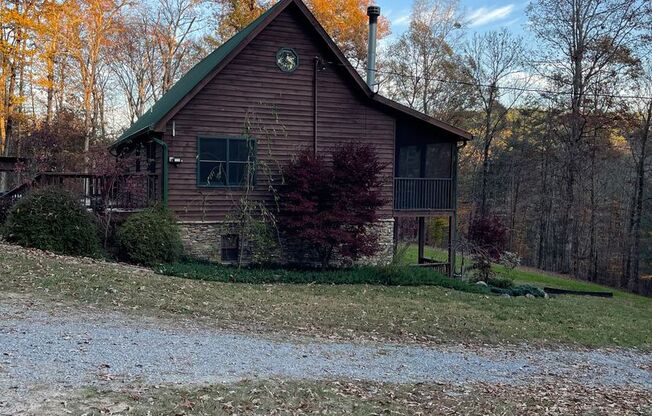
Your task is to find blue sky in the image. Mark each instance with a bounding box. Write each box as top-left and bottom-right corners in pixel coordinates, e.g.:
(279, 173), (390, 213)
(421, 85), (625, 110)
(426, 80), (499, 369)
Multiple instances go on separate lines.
(376, 0), (531, 40)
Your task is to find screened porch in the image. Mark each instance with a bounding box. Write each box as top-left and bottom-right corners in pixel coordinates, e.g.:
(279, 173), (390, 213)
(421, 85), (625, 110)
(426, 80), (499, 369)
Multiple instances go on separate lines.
(394, 141), (455, 213)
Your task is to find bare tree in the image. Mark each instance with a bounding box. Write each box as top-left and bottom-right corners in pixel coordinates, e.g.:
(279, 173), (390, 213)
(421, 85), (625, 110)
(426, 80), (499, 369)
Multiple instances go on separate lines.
(150, 0), (205, 98)
(67, 0), (129, 149)
(463, 29), (528, 217)
(382, 0), (472, 122)
(623, 48), (652, 290)
(109, 11), (157, 122)
(527, 0), (645, 274)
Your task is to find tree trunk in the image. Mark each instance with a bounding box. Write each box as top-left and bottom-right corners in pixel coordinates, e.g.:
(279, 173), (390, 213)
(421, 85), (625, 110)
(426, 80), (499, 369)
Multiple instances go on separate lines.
(589, 146), (597, 281)
(4, 52), (18, 157)
(509, 170), (521, 252)
(537, 152), (549, 269)
(628, 99), (652, 292)
(562, 0), (585, 275)
(479, 86), (495, 218)
(46, 56), (55, 124)
(623, 184), (637, 287)
(0, 54), (7, 156)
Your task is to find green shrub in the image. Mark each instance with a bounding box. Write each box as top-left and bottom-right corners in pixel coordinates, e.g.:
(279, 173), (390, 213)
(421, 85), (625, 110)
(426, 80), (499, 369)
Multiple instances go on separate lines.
(3, 187), (101, 257)
(491, 284), (546, 298)
(116, 207), (183, 266)
(487, 275), (515, 289)
(156, 261), (492, 294)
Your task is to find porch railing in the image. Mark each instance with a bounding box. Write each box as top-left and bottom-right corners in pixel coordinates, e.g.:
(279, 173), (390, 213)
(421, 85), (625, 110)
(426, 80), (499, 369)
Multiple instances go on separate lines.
(0, 172), (158, 216)
(394, 177), (453, 212)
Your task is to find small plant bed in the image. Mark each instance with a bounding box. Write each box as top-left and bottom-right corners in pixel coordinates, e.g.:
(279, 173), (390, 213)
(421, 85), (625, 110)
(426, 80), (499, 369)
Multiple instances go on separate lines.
(402, 245), (625, 298)
(475, 276), (548, 298)
(489, 284), (547, 298)
(157, 261), (552, 298)
(156, 261), (491, 294)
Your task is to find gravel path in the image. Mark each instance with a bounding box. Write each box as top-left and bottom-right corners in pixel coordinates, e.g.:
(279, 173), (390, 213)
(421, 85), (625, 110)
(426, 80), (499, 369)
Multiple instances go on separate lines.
(1, 297), (650, 413)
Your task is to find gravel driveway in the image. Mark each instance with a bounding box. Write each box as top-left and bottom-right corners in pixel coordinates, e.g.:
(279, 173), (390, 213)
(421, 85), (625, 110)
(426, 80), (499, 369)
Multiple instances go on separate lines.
(1, 296), (651, 413)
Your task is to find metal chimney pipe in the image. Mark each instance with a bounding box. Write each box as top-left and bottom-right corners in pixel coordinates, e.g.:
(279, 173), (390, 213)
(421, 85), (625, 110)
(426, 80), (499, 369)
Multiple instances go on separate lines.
(367, 5), (381, 88)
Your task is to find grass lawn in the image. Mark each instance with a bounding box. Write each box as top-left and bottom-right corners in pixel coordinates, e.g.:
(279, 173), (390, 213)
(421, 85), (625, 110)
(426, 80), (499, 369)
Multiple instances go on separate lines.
(0, 243), (650, 349)
(400, 244), (634, 292)
(56, 379), (650, 416)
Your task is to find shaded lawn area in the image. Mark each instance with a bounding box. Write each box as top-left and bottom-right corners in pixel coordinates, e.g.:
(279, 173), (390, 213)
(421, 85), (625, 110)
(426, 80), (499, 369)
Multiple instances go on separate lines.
(401, 244), (636, 293)
(0, 244), (650, 349)
(59, 379), (650, 416)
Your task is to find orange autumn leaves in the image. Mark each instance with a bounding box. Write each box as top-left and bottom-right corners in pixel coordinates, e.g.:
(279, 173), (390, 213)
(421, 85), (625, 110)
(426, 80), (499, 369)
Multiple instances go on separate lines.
(307, 0), (390, 64)
(214, 0), (390, 64)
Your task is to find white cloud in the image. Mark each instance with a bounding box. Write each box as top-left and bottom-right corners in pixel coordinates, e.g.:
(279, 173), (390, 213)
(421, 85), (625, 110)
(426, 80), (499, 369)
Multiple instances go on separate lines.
(502, 18), (521, 27)
(393, 14), (411, 26)
(468, 4), (515, 27)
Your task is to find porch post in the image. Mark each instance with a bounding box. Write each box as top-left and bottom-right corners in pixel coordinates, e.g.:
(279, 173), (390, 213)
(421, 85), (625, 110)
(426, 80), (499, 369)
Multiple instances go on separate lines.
(418, 217), (425, 264)
(449, 138), (460, 278)
(152, 137), (168, 206)
(448, 213), (456, 278)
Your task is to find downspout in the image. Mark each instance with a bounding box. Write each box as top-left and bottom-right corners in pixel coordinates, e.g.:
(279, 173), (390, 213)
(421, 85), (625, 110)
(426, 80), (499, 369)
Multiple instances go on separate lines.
(313, 57), (319, 155)
(152, 135), (168, 206)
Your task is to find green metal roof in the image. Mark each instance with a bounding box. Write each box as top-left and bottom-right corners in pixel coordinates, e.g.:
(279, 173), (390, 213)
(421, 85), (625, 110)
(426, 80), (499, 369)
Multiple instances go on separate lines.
(111, 0), (473, 148)
(111, 2), (284, 148)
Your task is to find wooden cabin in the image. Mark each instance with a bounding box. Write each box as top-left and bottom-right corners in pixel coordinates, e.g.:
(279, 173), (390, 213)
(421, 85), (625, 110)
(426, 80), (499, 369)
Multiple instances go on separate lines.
(110, 0), (472, 275)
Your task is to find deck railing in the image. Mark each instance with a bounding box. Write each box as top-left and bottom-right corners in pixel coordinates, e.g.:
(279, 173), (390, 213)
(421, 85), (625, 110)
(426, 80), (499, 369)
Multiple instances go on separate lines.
(394, 177), (453, 212)
(0, 172), (158, 216)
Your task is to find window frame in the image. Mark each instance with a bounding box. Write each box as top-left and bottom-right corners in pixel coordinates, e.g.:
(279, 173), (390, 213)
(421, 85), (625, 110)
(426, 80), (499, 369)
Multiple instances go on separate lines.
(196, 136), (256, 188)
(220, 234), (240, 263)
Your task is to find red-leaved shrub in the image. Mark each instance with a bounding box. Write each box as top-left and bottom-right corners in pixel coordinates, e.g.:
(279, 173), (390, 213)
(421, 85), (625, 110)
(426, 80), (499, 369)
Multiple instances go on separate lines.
(468, 215), (508, 260)
(278, 143), (386, 268)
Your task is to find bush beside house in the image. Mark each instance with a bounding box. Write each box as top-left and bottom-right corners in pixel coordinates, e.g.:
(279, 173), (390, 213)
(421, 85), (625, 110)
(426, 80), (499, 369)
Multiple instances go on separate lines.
(2, 187), (101, 257)
(277, 144), (386, 268)
(116, 207), (183, 266)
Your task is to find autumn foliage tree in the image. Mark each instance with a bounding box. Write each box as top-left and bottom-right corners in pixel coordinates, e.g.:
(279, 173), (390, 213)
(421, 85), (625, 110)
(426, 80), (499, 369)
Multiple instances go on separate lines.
(278, 144), (386, 268)
(213, 0), (389, 65)
(214, 0), (272, 42)
(305, 0), (389, 65)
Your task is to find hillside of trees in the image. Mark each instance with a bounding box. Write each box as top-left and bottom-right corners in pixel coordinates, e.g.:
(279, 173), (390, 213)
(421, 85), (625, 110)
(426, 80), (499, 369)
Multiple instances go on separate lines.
(1, 0), (650, 294)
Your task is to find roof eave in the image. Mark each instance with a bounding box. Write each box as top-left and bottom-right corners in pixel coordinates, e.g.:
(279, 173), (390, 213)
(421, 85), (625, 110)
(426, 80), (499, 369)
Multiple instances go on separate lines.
(109, 126), (152, 150)
(372, 94), (473, 141)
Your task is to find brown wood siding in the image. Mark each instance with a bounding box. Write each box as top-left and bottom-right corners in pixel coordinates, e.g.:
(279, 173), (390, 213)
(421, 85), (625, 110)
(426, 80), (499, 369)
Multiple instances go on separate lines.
(164, 6), (395, 221)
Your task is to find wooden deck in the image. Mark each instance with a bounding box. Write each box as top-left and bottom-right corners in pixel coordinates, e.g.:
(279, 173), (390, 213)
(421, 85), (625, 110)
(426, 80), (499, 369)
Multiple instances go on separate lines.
(0, 172), (158, 218)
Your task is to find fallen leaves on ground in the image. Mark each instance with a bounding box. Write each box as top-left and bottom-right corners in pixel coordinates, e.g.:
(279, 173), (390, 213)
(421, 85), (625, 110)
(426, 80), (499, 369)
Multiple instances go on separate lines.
(39, 378), (652, 415)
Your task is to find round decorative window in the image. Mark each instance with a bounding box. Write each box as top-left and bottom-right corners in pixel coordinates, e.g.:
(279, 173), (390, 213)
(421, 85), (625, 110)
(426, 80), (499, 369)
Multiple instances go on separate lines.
(276, 48), (299, 73)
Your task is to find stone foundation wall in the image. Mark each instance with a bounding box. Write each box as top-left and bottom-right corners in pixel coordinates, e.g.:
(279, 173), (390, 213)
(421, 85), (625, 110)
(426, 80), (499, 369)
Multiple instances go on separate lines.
(178, 222), (225, 263)
(178, 219), (395, 266)
(359, 219), (395, 266)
